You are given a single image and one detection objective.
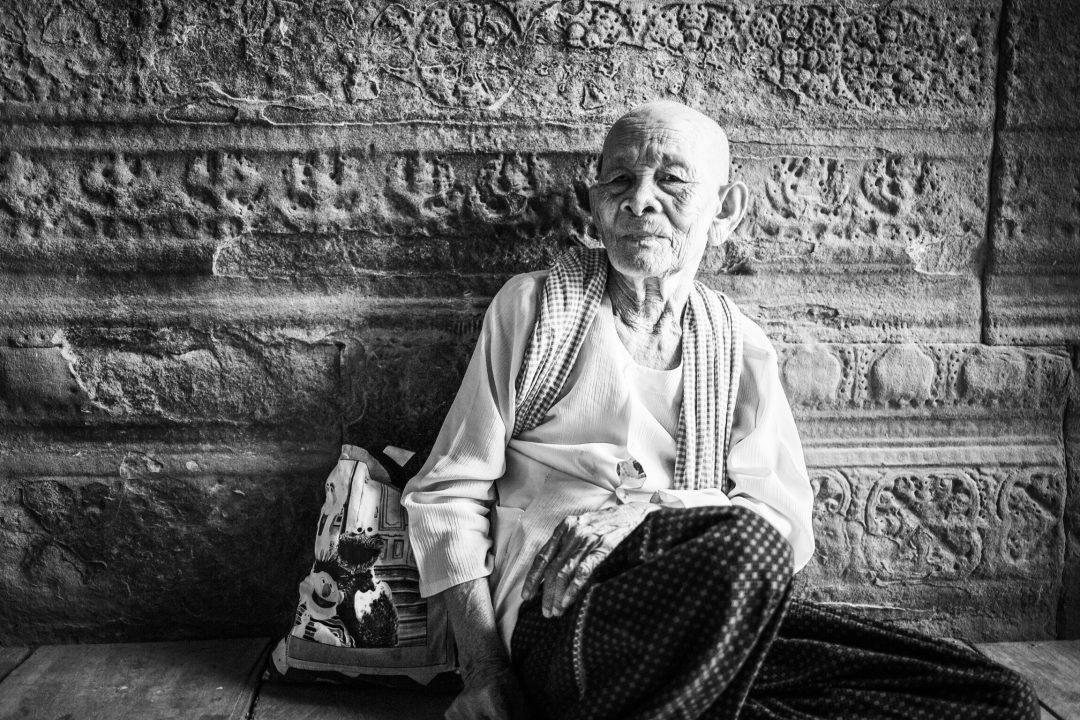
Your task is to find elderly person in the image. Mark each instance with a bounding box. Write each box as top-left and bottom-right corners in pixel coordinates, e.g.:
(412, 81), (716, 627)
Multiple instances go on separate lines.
(402, 102), (1036, 720)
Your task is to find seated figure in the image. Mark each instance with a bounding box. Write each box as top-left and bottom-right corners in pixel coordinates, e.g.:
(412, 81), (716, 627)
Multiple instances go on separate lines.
(402, 101), (1037, 720)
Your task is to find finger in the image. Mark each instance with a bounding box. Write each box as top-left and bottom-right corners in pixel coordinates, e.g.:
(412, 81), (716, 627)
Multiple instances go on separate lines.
(543, 532), (599, 617)
(522, 520), (570, 600)
(560, 546), (608, 613)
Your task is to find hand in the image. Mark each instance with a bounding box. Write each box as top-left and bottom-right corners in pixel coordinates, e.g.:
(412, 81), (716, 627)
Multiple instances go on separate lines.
(521, 503), (658, 618)
(446, 661), (527, 720)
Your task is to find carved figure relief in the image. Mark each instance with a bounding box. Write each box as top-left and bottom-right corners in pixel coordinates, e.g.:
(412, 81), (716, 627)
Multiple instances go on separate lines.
(0, 2), (993, 121)
(739, 153), (981, 275)
(996, 471), (1062, 572)
(0, 152), (57, 238)
(865, 472), (982, 582)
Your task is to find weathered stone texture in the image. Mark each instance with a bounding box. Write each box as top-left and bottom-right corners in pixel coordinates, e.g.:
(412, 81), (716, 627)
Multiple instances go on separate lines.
(1, 326), (341, 436)
(0, 473), (324, 643)
(999, 0), (1080, 129)
(0, 139), (985, 279)
(986, 0), (1080, 345)
(799, 462), (1064, 639)
(986, 132), (1080, 345)
(1062, 351), (1080, 638)
(0, 0), (1076, 646)
(778, 343), (1070, 412)
(779, 342), (1070, 638)
(0, 0), (998, 128)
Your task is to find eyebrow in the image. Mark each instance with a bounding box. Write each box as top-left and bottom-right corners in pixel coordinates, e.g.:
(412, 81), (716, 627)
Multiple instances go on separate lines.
(600, 151), (696, 173)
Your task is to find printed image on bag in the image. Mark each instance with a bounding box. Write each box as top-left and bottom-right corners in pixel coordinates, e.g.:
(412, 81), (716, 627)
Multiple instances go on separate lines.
(270, 445), (457, 687)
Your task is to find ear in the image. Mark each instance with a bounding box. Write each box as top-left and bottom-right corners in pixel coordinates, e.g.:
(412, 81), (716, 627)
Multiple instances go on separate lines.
(708, 181), (748, 245)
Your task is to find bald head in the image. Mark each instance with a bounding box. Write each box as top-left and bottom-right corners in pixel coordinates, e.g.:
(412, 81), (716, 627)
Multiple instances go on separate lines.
(602, 101), (732, 183)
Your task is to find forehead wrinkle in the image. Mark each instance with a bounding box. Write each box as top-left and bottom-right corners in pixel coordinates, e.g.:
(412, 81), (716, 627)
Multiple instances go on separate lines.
(601, 109), (729, 181)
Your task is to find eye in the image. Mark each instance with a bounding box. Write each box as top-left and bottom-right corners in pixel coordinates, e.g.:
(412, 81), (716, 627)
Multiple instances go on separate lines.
(602, 173), (630, 186)
(657, 172), (686, 183)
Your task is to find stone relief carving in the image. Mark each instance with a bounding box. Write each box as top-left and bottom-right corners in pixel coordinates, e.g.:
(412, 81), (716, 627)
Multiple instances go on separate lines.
(806, 466), (1063, 586)
(996, 471), (1063, 572)
(779, 344), (1070, 411)
(0, 1), (994, 122)
(0, 152), (57, 238)
(1, 147), (980, 277)
(185, 152), (267, 237)
(738, 153), (982, 275)
(865, 471), (982, 582)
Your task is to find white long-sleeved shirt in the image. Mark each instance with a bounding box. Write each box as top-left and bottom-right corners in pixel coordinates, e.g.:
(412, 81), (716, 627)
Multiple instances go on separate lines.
(402, 270), (814, 652)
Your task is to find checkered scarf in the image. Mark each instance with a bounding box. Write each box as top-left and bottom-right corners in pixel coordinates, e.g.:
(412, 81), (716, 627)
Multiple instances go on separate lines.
(513, 247), (743, 492)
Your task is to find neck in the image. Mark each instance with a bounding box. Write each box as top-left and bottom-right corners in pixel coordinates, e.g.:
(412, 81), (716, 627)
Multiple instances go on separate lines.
(606, 270), (691, 370)
(607, 270), (692, 332)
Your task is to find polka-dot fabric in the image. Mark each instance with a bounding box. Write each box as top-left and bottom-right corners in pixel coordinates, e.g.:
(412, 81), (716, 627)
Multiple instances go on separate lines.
(739, 601), (1039, 720)
(511, 506), (1038, 720)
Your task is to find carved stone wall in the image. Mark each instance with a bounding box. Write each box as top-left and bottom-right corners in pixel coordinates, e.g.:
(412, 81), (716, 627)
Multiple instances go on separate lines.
(0, 0), (1076, 643)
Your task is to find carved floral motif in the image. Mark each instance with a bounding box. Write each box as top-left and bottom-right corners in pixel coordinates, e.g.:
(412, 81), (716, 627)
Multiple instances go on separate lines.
(0, 1), (993, 118)
(806, 466), (1063, 586)
(778, 344), (1069, 411)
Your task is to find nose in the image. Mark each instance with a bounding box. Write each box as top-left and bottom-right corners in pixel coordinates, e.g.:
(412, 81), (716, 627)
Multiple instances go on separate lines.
(621, 176), (660, 216)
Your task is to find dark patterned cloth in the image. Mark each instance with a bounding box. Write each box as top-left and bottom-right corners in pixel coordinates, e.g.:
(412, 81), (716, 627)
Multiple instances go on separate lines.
(512, 506), (1038, 720)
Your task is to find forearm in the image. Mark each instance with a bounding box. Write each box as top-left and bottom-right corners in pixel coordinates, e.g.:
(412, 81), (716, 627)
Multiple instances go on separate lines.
(440, 577), (510, 681)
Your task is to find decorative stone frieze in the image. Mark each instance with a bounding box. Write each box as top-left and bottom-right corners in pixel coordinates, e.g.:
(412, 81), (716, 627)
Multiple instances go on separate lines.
(0, 1), (996, 127)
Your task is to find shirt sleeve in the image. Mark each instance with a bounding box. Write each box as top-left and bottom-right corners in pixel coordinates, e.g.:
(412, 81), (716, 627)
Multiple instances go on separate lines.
(401, 272), (544, 598)
(651, 317), (816, 572)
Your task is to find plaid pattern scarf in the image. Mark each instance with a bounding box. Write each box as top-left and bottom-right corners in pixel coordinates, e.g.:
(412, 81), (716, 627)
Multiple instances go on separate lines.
(513, 247), (743, 491)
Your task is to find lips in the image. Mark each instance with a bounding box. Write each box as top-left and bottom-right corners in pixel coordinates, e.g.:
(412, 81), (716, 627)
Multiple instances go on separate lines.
(620, 232), (664, 242)
(310, 590), (338, 609)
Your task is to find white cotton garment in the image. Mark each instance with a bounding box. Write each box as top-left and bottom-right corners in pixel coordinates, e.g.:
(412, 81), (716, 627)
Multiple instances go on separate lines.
(402, 271), (815, 654)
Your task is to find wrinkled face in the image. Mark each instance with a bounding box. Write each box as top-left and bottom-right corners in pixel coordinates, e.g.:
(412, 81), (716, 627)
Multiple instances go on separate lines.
(590, 111), (728, 281)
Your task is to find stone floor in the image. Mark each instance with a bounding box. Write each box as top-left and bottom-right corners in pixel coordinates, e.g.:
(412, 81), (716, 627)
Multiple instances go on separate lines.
(0, 638), (1076, 719)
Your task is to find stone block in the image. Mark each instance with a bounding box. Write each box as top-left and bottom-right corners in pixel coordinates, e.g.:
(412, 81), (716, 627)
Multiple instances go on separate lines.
(0, 346), (91, 418)
(340, 327), (482, 452)
(0, 1), (998, 129)
(0, 473), (323, 643)
(1062, 351), (1080, 638)
(720, 273), (982, 344)
(777, 343), (1070, 414)
(0, 431), (339, 480)
(0, 326), (341, 435)
(778, 342), (1070, 640)
(800, 461), (1065, 640)
(1000, 0), (1080, 130)
(985, 131), (1080, 345)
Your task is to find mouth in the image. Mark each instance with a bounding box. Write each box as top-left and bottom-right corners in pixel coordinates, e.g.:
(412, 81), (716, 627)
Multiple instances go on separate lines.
(309, 591), (338, 609)
(619, 232), (665, 243)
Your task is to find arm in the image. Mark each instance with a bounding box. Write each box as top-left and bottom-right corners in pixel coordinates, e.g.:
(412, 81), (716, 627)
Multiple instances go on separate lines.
(402, 273), (542, 598)
(401, 274), (544, 716)
(440, 579), (526, 720)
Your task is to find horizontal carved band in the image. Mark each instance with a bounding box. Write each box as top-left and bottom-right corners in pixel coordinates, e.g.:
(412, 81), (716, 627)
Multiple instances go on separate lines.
(777, 342), (1070, 412)
(0, 1), (995, 124)
(0, 147), (986, 276)
(805, 465), (1063, 585)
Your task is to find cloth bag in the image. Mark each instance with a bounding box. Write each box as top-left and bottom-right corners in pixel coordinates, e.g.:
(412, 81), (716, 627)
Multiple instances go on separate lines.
(269, 445), (457, 687)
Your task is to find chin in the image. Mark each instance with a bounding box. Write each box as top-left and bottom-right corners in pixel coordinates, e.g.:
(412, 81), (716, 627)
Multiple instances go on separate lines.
(607, 247), (672, 278)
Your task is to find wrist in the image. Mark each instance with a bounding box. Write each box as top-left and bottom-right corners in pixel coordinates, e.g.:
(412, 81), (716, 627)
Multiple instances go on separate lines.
(460, 653), (512, 685)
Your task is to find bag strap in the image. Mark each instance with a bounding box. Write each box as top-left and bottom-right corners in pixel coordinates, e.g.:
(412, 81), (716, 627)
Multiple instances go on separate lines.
(368, 447), (426, 492)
